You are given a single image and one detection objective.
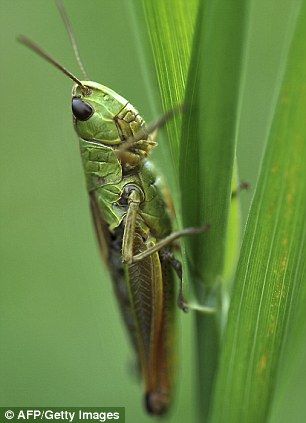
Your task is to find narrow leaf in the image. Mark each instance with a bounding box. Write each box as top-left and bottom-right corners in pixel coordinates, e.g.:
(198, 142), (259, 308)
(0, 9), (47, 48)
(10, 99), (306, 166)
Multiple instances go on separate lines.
(181, 0), (248, 294)
(142, 0), (198, 163)
(211, 2), (305, 421)
(181, 1), (249, 419)
(268, 252), (306, 422)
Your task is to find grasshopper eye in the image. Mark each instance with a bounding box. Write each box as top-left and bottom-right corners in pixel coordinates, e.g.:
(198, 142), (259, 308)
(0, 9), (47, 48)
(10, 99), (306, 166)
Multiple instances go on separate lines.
(72, 97), (94, 121)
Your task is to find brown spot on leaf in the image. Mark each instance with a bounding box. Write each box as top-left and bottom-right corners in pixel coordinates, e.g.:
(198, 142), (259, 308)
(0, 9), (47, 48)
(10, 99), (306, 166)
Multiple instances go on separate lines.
(258, 354), (268, 374)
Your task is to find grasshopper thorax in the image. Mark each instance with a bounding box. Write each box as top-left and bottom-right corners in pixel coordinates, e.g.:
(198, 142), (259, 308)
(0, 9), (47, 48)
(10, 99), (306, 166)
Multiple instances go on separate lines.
(72, 81), (156, 170)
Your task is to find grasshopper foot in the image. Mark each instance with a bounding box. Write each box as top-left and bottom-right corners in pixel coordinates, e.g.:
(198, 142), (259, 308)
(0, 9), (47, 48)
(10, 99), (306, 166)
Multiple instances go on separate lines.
(177, 292), (189, 313)
(231, 181), (251, 198)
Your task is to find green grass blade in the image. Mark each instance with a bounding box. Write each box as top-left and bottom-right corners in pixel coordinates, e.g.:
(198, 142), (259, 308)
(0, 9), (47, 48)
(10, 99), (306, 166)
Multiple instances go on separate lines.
(223, 162), (242, 290)
(181, 1), (248, 294)
(181, 2), (249, 419)
(129, 0), (199, 227)
(268, 251), (306, 422)
(236, 0), (304, 223)
(141, 0), (198, 164)
(210, 2), (305, 421)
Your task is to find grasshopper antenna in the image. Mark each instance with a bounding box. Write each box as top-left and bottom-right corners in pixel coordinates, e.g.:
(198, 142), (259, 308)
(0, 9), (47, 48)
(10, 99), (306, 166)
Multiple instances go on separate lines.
(17, 35), (90, 94)
(55, 0), (89, 80)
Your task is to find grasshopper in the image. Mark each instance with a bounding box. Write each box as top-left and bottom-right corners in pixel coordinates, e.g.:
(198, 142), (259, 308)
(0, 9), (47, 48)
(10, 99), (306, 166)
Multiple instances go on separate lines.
(18, 2), (208, 415)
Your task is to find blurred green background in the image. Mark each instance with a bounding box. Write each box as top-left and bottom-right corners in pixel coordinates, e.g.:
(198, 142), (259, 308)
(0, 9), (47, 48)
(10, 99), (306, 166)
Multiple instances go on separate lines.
(0, 1), (297, 422)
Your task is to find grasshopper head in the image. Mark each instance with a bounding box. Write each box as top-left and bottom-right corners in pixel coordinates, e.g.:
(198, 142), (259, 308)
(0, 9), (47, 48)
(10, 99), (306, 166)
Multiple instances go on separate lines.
(18, 35), (155, 169)
(72, 81), (156, 170)
(72, 81), (129, 145)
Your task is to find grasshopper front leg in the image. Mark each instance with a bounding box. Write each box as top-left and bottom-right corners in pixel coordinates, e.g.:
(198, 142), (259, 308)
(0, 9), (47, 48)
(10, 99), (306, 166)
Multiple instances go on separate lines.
(123, 213), (209, 265)
(121, 187), (209, 265)
(131, 224), (210, 263)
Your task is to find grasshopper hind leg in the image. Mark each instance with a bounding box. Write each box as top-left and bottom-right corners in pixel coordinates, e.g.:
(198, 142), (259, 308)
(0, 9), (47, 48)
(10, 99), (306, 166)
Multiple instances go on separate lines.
(160, 248), (188, 313)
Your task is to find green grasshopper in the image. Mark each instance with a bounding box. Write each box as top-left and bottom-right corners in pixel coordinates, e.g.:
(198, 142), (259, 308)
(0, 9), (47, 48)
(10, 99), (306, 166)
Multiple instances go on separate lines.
(18, 2), (208, 415)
